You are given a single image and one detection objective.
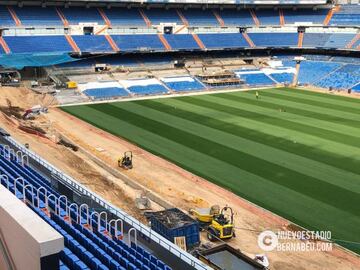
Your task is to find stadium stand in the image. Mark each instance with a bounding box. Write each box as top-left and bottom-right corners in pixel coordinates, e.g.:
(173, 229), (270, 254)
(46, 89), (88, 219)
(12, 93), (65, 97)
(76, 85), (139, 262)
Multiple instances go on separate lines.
(282, 8), (328, 24)
(4, 35), (72, 54)
(218, 9), (254, 26)
(235, 70), (276, 86)
(181, 9), (218, 26)
(248, 33), (298, 47)
(316, 64), (360, 89)
(352, 83), (360, 92)
(255, 9), (280, 25)
(103, 8), (146, 26)
(297, 61), (342, 85)
(197, 33), (249, 49)
(13, 6), (62, 26)
(121, 78), (169, 95)
(0, 6), (16, 26)
(145, 8), (182, 25)
(0, 144), (172, 270)
(60, 7), (105, 25)
(111, 35), (165, 52)
(268, 72), (294, 84)
(72, 35), (113, 53)
(164, 35), (200, 50)
(329, 5), (360, 26)
(161, 76), (205, 92)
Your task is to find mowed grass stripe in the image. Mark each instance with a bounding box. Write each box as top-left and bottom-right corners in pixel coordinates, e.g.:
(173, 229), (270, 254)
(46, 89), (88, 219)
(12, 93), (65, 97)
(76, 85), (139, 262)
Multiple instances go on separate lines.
(150, 98), (360, 174)
(278, 88), (360, 106)
(203, 94), (360, 137)
(241, 90), (360, 124)
(179, 96), (360, 149)
(258, 90), (360, 114)
(219, 92), (360, 130)
(128, 101), (360, 193)
(61, 99), (360, 253)
(97, 102), (360, 215)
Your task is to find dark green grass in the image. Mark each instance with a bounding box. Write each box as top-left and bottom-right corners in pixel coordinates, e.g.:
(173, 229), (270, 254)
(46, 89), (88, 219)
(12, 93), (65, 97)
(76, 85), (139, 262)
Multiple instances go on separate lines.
(62, 88), (360, 253)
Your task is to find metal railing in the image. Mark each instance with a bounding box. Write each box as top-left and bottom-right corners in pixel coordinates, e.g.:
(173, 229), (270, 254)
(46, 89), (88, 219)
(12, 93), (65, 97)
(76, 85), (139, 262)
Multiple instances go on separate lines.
(4, 136), (211, 270)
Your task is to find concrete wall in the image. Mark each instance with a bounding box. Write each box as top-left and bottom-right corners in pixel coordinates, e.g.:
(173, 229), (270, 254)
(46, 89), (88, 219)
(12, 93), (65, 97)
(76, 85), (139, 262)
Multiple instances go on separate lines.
(0, 185), (64, 270)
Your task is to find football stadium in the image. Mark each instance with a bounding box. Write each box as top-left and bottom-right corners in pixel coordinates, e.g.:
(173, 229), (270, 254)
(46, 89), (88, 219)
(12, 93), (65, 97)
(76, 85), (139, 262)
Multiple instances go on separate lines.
(0, 0), (359, 269)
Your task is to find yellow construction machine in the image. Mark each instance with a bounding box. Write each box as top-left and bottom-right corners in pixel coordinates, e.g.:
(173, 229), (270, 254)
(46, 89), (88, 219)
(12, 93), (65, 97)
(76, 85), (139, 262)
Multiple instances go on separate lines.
(190, 205), (235, 241)
(118, 151), (133, 170)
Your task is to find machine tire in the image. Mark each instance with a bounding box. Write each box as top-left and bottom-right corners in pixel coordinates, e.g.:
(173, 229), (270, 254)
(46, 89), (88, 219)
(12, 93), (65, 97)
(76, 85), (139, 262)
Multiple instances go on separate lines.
(207, 228), (217, 242)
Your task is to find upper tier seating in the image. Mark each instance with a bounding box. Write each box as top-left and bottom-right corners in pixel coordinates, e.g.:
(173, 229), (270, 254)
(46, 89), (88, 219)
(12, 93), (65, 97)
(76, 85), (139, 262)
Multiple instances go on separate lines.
(164, 35), (200, 50)
(197, 33), (249, 49)
(329, 5), (360, 26)
(161, 76), (205, 92)
(104, 8), (145, 26)
(60, 7), (104, 25)
(219, 9), (254, 26)
(0, 5), (360, 27)
(13, 6), (62, 26)
(283, 9), (327, 24)
(0, 144), (172, 270)
(72, 35), (113, 53)
(4, 35), (72, 53)
(145, 9), (182, 25)
(0, 6), (15, 26)
(249, 33), (298, 47)
(255, 9), (280, 25)
(182, 9), (218, 26)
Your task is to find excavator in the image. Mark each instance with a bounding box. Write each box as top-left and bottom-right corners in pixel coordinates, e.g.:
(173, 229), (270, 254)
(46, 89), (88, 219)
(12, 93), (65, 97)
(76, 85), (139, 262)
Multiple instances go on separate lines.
(190, 205), (235, 241)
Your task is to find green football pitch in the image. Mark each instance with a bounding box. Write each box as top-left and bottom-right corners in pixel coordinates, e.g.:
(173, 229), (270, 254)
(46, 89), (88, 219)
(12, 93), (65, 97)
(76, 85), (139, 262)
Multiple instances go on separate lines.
(62, 88), (360, 253)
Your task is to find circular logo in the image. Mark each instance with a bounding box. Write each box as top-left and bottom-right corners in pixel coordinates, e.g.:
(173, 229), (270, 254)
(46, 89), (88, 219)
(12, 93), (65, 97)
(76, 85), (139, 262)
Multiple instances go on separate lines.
(258, 230), (278, 251)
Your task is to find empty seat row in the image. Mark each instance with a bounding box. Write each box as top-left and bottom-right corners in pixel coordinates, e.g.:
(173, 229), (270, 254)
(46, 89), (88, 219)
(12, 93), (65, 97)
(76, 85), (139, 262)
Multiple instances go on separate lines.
(0, 145), (172, 270)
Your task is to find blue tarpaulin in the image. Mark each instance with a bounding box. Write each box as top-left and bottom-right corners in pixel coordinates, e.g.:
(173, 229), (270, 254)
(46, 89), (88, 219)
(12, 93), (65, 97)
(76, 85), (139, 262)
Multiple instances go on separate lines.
(0, 52), (79, 69)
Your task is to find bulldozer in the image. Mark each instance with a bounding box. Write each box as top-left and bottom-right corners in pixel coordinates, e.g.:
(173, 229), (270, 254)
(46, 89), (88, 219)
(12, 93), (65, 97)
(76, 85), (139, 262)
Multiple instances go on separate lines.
(190, 205), (235, 241)
(118, 151), (133, 170)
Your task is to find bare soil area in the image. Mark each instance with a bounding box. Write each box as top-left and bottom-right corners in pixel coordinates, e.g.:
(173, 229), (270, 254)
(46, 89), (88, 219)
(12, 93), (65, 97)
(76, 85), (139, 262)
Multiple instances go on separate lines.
(1, 86), (359, 270)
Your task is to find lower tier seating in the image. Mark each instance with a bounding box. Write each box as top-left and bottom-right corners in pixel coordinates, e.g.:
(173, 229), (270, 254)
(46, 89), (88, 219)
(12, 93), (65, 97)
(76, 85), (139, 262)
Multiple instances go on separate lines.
(0, 145), (172, 270)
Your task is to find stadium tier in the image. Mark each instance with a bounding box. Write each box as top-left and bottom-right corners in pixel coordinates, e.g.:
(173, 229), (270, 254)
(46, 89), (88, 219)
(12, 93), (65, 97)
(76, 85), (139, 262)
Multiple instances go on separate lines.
(0, 5), (359, 27)
(1, 32), (359, 54)
(0, 139), (194, 270)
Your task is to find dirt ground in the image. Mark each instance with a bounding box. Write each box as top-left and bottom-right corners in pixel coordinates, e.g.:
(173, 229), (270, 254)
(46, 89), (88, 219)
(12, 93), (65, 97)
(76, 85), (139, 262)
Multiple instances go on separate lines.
(1, 87), (359, 270)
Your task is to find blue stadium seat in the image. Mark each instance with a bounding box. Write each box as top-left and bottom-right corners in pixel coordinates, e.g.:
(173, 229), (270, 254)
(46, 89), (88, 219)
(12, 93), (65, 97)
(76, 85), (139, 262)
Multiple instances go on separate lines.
(83, 87), (129, 99)
(145, 8), (182, 24)
(283, 8), (328, 24)
(249, 33), (298, 47)
(60, 7), (104, 25)
(4, 36), (72, 54)
(72, 35), (113, 53)
(0, 145), (173, 270)
(182, 9), (218, 25)
(105, 8), (145, 26)
(255, 9), (279, 25)
(13, 6), (62, 26)
(164, 35), (200, 50)
(219, 9), (254, 26)
(197, 33), (249, 49)
(111, 35), (164, 52)
(0, 6), (15, 26)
